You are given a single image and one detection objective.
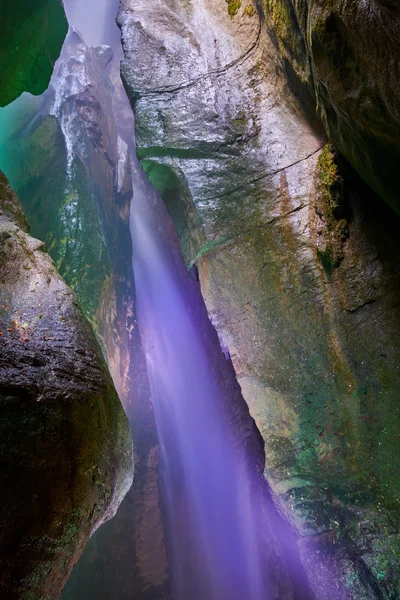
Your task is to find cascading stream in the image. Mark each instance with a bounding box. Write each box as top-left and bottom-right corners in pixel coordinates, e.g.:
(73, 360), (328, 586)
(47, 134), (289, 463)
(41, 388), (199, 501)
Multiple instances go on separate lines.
(129, 161), (270, 600)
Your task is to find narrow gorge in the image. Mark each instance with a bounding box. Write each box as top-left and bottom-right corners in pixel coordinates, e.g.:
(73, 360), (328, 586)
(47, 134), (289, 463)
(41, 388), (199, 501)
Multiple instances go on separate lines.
(0, 0), (399, 599)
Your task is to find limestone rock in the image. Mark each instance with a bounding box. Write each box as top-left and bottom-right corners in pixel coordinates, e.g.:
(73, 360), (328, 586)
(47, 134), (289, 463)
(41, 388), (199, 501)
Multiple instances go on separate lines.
(0, 171), (133, 599)
(62, 325), (171, 600)
(0, 27), (171, 599)
(0, 28), (131, 365)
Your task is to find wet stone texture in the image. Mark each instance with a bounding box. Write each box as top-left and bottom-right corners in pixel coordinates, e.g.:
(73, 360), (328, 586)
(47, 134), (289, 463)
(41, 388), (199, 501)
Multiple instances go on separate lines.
(119, 0), (400, 597)
(62, 321), (171, 600)
(0, 171), (133, 600)
(0, 30), (135, 415)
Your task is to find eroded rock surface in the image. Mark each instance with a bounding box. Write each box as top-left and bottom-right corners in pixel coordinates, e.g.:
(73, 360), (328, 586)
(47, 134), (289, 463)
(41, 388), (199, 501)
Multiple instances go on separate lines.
(119, 0), (400, 596)
(0, 29), (138, 413)
(62, 323), (171, 600)
(0, 171), (133, 599)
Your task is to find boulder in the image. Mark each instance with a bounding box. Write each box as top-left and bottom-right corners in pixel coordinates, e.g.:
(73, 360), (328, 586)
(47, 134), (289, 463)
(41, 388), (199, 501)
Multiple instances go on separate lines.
(0, 171), (133, 599)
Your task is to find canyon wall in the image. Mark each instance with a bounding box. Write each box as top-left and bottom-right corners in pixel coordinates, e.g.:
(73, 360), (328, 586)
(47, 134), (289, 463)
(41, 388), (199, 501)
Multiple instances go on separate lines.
(259, 0), (400, 214)
(0, 7), (134, 598)
(0, 30), (134, 397)
(2, 0), (400, 597)
(119, 0), (400, 597)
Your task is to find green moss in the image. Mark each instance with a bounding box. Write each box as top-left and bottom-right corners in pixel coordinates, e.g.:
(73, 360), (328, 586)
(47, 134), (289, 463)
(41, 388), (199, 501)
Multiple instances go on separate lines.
(315, 145), (348, 272)
(318, 144), (340, 189)
(262, 0), (309, 83)
(244, 4), (255, 16)
(189, 235), (237, 268)
(264, 0), (298, 50)
(226, 0), (242, 17)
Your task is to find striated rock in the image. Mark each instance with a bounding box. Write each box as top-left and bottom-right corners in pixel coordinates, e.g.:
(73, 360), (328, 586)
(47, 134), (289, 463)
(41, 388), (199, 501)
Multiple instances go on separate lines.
(0, 0), (68, 107)
(119, 0), (400, 596)
(259, 0), (400, 214)
(0, 171), (133, 599)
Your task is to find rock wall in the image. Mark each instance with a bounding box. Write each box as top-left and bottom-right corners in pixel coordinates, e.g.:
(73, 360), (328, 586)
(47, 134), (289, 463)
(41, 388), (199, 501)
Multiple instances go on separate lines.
(0, 171), (133, 599)
(259, 0), (400, 214)
(62, 323), (171, 600)
(0, 29), (132, 399)
(119, 0), (400, 597)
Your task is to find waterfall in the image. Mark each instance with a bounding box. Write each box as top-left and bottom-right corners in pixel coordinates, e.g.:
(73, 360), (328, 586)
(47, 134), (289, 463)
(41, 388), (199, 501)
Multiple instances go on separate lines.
(129, 160), (271, 599)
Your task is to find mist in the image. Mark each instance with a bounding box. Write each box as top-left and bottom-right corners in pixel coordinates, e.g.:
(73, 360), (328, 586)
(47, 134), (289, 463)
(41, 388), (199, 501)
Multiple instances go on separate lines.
(63, 0), (121, 49)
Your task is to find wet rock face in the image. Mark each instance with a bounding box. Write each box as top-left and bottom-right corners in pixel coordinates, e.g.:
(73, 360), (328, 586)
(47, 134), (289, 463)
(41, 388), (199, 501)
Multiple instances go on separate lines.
(0, 0), (67, 107)
(119, 0), (400, 597)
(260, 0), (400, 213)
(0, 171), (133, 599)
(62, 324), (171, 600)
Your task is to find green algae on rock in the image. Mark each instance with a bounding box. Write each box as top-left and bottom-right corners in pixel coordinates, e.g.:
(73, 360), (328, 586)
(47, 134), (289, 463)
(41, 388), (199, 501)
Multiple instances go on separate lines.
(0, 34), (131, 352)
(0, 0), (67, 107)
(0, 29), (170, 600)
(226, 0), (242, 17)
(314, 144), (348, 274)
(0, 99), (113, 332)
(0, 171), (133, 599)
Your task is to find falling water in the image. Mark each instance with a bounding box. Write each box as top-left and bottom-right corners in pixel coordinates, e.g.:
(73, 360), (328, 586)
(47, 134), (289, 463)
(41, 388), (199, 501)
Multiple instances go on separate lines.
(130, 161), (274, 599)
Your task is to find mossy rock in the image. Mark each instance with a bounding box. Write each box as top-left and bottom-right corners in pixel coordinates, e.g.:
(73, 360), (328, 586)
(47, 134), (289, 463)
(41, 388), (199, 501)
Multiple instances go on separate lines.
(226, 0), (242, 17)
(0, 0), (67, 107)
